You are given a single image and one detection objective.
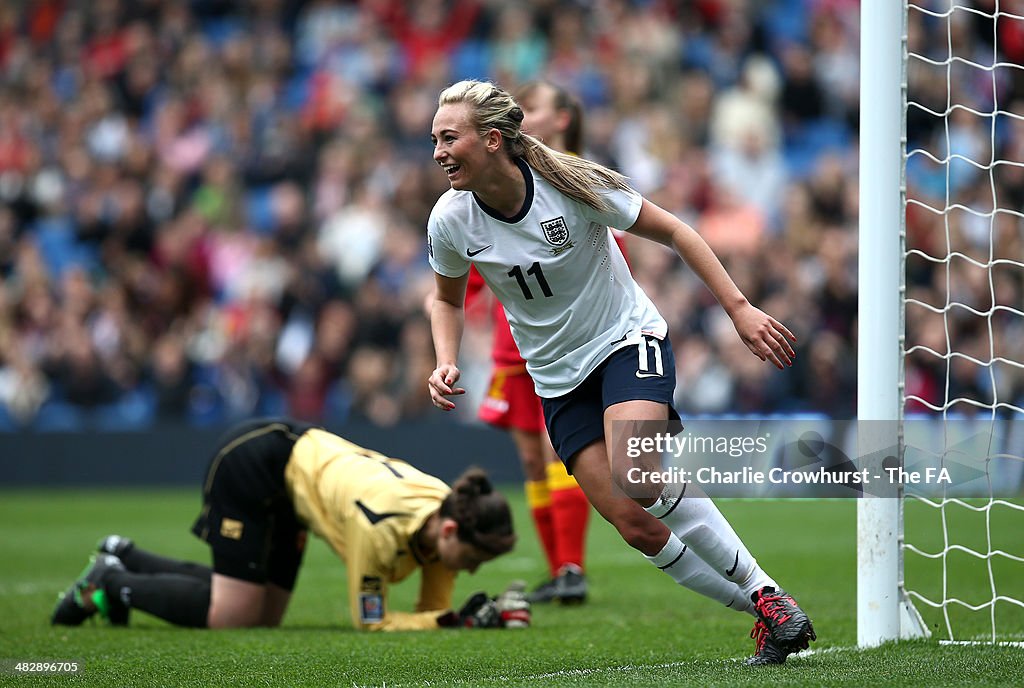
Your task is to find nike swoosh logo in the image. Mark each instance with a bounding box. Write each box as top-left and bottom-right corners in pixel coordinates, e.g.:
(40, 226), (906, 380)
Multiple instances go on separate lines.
(609, 333), (629, 346)
(355, 500), (408, 525)
(635, 371), (662, 379)
(466, 245), (493, 257)
(725, 551), (739, 577)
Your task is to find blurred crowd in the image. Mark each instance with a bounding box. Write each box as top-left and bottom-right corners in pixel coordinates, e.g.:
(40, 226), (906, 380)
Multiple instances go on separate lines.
(0, 0), (1021, 432)
(903, 0), (1024, 418)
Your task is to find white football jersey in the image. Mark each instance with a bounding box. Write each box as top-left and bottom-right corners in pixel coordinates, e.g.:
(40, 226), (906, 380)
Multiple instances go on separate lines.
(427, 158), (667, 397)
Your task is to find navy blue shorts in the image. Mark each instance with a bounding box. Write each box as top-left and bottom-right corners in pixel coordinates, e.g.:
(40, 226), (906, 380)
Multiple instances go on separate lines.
(541, 335), (680, 472)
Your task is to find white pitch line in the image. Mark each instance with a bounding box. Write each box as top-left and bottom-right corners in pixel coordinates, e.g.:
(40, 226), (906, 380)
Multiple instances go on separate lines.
(486, 661), (697, 682)
(795, 641), (1024, 654)
(939, 639), (1024, 649)
(380, 661), (702, 687)
(375, 649), (853, 688)
(788, 646), (855, 658)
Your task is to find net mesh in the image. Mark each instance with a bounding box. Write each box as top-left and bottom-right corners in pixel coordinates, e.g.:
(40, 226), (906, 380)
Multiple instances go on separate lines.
(902, 0), (1024, 642)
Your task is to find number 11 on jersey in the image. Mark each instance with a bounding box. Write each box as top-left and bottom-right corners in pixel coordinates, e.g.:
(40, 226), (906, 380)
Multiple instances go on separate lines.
(508, 262), (553, 300)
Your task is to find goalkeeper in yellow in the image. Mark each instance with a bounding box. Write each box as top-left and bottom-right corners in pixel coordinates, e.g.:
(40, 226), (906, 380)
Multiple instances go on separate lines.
(51, 418), (529, 631)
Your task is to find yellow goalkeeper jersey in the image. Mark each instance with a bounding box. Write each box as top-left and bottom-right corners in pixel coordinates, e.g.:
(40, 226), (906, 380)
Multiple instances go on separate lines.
(284, 428), (456, 631)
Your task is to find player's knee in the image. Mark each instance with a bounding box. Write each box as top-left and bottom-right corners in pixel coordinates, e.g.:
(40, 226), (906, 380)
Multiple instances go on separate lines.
(512, 430), (547, 481)
(611, 508), (667, 554)
(259, 586), (291, 627)
(616, 522), (666, 553)
(608, 463), (659, 503)
(257, 603), (287, 627)
(207, 598), (264, 628)
(519, 451), (547, 482)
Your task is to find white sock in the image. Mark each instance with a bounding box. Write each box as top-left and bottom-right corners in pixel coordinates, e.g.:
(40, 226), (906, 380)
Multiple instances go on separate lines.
(644, 533), (754, 614)
(645, 484), (776, 599)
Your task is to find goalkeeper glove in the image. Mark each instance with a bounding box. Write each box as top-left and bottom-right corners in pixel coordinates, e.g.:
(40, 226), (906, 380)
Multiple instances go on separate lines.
(459, 592), (503, 628)
(436, 590), (531, 629)
(494, 585), (531, 628)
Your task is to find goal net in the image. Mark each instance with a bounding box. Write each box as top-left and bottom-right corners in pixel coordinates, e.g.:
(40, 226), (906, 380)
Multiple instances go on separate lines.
(901, 0), (1024, 644)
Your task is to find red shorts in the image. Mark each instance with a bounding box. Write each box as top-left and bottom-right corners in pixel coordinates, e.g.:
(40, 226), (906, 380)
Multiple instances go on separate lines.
(478, 364), (546, 433)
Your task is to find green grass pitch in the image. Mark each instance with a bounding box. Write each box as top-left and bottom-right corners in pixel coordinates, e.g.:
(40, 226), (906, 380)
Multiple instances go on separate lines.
(1, 490), (1022, 687)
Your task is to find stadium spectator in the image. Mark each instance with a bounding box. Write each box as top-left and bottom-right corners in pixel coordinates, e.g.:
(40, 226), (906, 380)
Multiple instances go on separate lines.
(51, 417), (528, 630)
(425, 79), (814, 665)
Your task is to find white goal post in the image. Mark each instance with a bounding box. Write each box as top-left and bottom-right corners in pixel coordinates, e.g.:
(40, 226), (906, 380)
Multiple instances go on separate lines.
(857, 0), (927, 647)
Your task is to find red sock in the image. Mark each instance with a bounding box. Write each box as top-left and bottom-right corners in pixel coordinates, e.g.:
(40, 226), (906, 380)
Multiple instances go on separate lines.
(547, 462), (590, 572)
(525, 480), (558, 578)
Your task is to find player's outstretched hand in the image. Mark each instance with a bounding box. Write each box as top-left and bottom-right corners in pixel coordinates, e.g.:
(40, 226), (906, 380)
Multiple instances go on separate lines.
(459, 592), (503, 628)
(428, 363), (465, 411)
(730, 303), (797, 370)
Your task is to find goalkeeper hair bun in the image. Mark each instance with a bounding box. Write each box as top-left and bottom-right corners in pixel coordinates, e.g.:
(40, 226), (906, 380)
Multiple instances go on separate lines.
(454, 468), (493, 497)
(441, 467), (515, 556)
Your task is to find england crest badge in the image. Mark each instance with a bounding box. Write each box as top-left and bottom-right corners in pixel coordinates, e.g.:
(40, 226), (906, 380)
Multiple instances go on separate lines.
(540, 216), (574, 255)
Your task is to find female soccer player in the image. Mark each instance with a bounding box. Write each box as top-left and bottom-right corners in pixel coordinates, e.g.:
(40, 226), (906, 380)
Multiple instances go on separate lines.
(51, 418), (527, 631)
(467, 80), (592, 604)
(425, 80), (815, 664)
